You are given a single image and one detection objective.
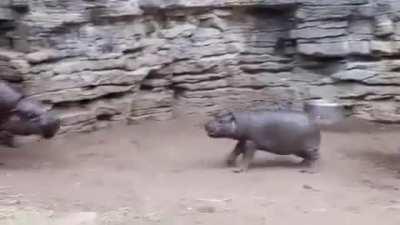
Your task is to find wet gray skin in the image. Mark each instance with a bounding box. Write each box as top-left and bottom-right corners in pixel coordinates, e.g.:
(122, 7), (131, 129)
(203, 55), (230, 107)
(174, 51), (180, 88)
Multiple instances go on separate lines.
(204, 111), (321, 173)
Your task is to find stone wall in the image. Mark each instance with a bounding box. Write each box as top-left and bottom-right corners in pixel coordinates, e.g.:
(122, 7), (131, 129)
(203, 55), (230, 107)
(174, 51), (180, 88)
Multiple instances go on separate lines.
(1, 0), (400, 134)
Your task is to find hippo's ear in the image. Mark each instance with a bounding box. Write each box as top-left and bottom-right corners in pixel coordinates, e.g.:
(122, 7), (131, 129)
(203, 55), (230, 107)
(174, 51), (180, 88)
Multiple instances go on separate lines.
(219, 111), (235, 122)
(227, 112), (236, 121)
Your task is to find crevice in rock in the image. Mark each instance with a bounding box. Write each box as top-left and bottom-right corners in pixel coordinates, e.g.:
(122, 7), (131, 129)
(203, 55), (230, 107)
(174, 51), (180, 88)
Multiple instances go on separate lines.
(52, 99), (91, 110)
(243, 5), (296, 18)
(295, 55), (346, 75)
(332, 79), (400, 87)
(172, 86), (185, 99)
(274, 38), (296, 56)
(139, 84), (155, 91)
(96, 114), (113, 121)
(139, 70), (168, 91)
(375, 55), (400, 60)
(50, 91), (131, 110)
(347, 55), (381, 62)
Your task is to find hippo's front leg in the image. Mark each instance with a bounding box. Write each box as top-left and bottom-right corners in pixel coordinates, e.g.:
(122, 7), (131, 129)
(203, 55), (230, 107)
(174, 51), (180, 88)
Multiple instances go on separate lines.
(0, 131), (16, 147)
(233, 141), (256, 173)
(226, 140), (245, 166)
(297, 148), (320, 167)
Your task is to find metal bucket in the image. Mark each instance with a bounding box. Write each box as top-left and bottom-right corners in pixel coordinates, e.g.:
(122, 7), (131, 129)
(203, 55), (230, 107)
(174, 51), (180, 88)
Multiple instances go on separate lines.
(304, 99), (348, 125)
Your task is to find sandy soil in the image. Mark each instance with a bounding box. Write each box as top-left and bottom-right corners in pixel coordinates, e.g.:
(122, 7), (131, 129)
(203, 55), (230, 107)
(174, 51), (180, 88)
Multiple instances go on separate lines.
(1, 116), (400, 224)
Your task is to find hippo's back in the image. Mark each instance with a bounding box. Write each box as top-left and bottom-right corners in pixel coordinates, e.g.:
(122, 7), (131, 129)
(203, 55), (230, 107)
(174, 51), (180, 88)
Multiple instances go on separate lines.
(234, 110), (321, 155)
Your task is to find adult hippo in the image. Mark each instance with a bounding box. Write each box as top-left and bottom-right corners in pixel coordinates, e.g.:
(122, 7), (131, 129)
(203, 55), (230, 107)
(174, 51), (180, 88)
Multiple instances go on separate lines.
(0, 81), (60, 147)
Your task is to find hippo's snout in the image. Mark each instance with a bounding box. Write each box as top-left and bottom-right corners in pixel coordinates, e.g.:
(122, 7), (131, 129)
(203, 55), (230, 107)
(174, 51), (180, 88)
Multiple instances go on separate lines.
(39, 114), (61, 139)
(204, 121), (219, 137)
(204, 122), (214, 136)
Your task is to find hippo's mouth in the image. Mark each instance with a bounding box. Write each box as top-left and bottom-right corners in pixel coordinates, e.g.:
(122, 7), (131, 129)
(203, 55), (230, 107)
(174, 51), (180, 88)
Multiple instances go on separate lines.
(206, 129), (220, 138)
(204, 122), (221, 138)
(207, 132), (216, 137)
(204, 127), (214, 136)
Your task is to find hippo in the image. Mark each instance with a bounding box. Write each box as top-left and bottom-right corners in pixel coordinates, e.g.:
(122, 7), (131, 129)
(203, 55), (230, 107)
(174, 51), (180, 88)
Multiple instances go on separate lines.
(204, 110), (321, 173)
(0, 81), (60, 147)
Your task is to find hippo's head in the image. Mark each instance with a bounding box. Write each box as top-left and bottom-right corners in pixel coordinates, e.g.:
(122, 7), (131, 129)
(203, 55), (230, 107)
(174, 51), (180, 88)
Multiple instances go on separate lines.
(204, 112), (237, 138)
(15, 99), (61, 139)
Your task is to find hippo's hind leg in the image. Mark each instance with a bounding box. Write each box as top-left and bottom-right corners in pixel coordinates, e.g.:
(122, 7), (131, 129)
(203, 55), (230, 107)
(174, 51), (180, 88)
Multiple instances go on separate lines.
(226, 140), (245, 166)
(233, 141), (256, 173)
(296, 147), (320, 166)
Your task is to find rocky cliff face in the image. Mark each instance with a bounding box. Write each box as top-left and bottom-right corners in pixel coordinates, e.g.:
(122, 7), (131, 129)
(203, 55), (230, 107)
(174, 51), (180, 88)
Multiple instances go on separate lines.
(1, 0), (400, 134)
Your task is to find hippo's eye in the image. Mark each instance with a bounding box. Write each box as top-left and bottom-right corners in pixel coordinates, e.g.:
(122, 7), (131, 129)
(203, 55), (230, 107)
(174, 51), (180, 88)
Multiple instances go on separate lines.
(25, 112), (39, 120)
(29, 117), (40, 123)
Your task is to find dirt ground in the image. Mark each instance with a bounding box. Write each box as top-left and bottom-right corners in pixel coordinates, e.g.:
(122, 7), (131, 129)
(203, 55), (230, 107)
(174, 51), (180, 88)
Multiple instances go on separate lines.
(1, 116), (400, 224)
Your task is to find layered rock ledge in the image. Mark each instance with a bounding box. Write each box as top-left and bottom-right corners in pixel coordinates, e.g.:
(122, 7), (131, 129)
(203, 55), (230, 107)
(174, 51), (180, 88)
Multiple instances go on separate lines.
(2, 0), (400, 134)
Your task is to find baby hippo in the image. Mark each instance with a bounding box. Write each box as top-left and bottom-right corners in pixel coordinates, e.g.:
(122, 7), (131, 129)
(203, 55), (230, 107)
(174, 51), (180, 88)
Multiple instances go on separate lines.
(204, 110), (321, 172)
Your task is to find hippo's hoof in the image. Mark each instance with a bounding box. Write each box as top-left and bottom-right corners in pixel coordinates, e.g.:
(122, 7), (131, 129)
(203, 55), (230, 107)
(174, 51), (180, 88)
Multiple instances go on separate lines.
(299, 169), (317, 174)
(226, 159), (236, 167)
(299, 159), (319, 174)
(299, 160), (311, 167)
(0, 133), (16, 148)
(299, 159), (318, 167)
(232, 167), (246, 173)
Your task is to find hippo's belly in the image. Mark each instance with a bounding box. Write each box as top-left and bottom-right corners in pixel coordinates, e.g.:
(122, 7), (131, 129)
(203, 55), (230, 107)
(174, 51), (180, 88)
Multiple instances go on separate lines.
(250, 126), (320, 155)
